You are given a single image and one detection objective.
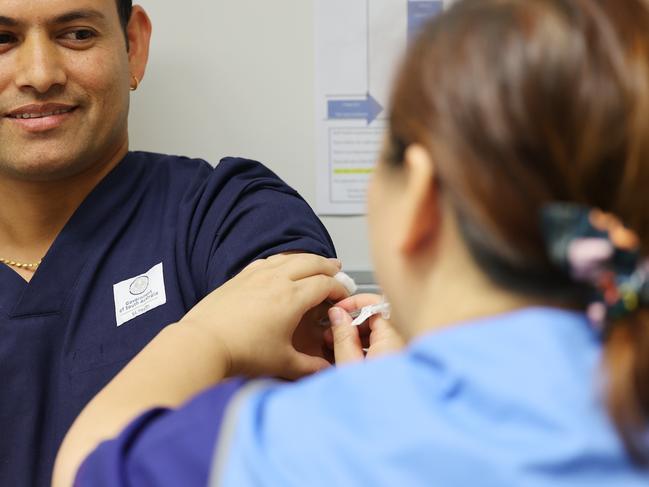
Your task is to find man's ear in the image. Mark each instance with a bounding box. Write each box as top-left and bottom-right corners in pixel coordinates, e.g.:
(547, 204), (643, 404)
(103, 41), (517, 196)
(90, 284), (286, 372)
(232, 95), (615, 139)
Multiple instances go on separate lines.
(126, 6), (153, 83)
(399, 144), (439, 255)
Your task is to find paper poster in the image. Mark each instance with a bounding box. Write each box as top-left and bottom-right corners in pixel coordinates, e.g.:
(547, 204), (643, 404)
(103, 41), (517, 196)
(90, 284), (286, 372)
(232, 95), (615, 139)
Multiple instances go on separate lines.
(315, 0), (446, 215)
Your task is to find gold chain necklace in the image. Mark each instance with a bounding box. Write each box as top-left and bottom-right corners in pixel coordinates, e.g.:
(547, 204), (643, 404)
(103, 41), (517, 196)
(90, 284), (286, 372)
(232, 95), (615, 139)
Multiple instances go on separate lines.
(0, 257), (42, 270)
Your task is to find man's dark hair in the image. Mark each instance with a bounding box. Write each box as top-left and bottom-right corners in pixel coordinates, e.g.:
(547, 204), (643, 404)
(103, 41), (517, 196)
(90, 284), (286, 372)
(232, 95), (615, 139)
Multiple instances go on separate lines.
(116, 0), (132, 32)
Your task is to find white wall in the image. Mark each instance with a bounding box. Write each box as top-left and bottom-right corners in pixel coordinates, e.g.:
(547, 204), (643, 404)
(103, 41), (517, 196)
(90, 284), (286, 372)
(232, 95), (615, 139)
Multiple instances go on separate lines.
(129, 0), (373, 271)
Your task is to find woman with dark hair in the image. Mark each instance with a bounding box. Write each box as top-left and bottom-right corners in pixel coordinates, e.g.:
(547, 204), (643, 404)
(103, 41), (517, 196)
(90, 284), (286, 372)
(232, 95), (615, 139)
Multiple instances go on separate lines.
(54, 0), (649, 485)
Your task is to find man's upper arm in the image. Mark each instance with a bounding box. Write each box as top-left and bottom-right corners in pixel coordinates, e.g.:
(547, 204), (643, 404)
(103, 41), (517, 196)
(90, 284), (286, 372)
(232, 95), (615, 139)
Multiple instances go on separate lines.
(180, 157), (336, 296)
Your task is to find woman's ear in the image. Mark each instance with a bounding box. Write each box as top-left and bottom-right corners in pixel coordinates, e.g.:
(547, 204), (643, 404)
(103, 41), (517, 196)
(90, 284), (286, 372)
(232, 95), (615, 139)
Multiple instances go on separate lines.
(399, 144), (440, 255)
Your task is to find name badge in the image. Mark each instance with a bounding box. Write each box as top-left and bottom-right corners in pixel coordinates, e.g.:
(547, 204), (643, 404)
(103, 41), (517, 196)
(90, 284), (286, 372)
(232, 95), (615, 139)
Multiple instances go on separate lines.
(113, 262), (167, 327)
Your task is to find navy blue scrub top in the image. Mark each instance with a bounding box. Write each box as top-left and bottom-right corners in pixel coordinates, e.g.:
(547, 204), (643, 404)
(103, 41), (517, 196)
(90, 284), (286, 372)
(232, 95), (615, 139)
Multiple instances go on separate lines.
(0, 152), (335, 486)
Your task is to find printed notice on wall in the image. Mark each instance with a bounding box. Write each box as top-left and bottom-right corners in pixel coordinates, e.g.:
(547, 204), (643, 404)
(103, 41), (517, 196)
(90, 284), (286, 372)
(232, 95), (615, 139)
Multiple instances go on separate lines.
(315, 0), (448, 215)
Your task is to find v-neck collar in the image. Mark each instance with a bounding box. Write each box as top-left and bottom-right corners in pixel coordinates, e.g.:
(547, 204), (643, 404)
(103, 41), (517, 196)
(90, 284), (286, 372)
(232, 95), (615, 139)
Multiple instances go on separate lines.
(2, 153), (141, 318)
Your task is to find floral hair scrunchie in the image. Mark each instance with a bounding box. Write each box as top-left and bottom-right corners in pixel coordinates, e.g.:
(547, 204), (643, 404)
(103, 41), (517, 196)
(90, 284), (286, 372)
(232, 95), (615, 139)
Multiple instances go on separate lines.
(541, 203), (649, 335)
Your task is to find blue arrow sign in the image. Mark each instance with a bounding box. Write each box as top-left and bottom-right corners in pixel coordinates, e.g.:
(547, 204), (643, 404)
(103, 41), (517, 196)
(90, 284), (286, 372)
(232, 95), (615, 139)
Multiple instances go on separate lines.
(328, 93), (383, 125)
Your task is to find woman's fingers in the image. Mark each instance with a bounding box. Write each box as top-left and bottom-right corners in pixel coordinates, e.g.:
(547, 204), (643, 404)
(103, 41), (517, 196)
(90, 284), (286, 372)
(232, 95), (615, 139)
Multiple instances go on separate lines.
(179, 253), (354, 381)
(240, 258), (266, 273)
(366, 317), (406, 359)
(265, 253), (342, 281)
(329, 307), (365, 365)
(295, 275), (350, 313)
(284, 254), (342, 281)
(334, 293), (383, 313)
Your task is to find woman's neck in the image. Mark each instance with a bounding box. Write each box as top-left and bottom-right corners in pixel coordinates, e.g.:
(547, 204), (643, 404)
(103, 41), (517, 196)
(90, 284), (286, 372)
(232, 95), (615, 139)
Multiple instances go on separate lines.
(395, 213), (546, 341)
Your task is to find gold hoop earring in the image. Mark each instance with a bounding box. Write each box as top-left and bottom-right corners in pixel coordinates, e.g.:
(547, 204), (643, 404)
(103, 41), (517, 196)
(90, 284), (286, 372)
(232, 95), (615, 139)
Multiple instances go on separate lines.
(130, 75), (140, 91)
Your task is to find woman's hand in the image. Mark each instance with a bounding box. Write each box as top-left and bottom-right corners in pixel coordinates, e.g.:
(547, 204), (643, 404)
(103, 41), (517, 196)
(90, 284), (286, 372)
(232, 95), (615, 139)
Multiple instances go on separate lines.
(180, 253), (350, 379)
(326, 294), (406, 365)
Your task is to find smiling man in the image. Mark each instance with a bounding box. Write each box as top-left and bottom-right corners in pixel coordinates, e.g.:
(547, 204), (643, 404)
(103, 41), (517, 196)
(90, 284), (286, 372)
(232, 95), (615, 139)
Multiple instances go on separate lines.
(0, 1), (336, 485)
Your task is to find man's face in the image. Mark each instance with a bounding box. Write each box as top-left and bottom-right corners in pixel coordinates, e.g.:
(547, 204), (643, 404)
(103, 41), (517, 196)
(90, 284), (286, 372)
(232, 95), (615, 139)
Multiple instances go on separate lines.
(0, 0), (132, 181)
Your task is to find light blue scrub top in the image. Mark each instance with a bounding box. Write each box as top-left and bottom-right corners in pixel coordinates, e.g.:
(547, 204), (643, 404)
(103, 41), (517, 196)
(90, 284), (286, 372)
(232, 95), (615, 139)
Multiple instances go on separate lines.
(78, 308), (649, 486)
(216, 308), (647, 486)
